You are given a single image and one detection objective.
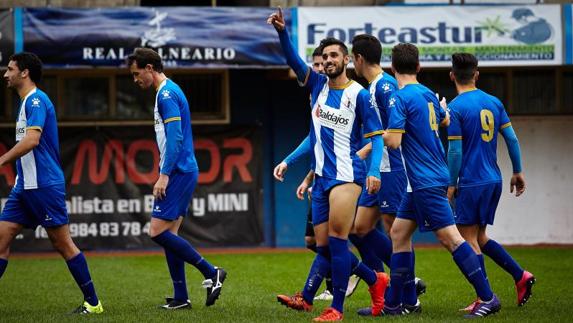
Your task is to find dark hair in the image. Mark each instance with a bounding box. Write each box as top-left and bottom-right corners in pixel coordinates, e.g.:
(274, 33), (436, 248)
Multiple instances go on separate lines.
(391, 43), (419, 75)
(312, 46), (322, 58)
(351, 34), (382, 65)
(319, 37), (348, 56)
(9, 52), (42, 84)
(451, 53), (478, 85)
(127, 48), (163, 73)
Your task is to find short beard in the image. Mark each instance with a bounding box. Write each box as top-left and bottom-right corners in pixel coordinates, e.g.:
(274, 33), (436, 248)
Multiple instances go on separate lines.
(325, 62), (345, 79)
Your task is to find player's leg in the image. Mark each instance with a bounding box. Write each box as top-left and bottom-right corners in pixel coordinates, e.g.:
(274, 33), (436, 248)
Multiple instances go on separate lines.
(161, 216), (191, 309)
(0, 189), (27, 279)
(476, 183), (535, 306)
(349, 204), (385, 272)
(149, 171), (224, 307)
(0, 221), (23, 279)
(384, 216), (417, 314)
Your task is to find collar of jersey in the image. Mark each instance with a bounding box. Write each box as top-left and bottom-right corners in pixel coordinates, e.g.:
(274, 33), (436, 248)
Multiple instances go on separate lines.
(367, 72), (383, 85)
(329, 79), (354, 90)
(400, 81), (419, 89)
(156, 78), (168, 92)
(21, 87), (37, 101)
(459, 87), (478, 94)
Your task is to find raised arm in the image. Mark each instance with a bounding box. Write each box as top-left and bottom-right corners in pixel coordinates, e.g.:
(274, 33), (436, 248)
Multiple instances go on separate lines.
(267, 7), (309, 84)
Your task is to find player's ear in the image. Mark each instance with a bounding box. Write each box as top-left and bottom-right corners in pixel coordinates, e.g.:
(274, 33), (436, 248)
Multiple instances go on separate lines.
(415, 63), (421, 73)
(449, 71), (455, 82)
(20, 68), (29, 79)
(145, 64), (154, 72)
(474, 70), (479, 82)
(343, 53), (350, 65)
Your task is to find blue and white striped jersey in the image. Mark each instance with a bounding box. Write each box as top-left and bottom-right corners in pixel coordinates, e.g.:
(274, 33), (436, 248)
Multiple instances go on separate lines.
(368, 72), (404, 173)
(15, 88), (64, 190)
(154, 79), (198, 175)
(306, 72), (383, 183)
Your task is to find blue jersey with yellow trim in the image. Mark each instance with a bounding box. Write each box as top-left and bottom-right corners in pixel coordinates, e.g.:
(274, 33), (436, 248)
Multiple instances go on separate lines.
(387, 83), (448, 191)
(154, 79), (198, 174)
(447, 88), (511, 187)
(305, 71), (383, 183)
(15, 88), (64, 190)
(369, 72), (404, 173)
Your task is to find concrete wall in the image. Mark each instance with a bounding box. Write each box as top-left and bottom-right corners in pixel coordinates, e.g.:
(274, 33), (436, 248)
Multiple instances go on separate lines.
(491, 116), (573, 244)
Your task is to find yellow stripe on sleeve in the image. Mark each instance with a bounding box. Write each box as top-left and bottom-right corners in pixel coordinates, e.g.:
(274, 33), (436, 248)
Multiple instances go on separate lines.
(386, 129), (405, 134)
(26, 126), (43, 132)
(363, 130), (384, 138)
(448, 136), (462, 140)
(500, 122), (512, 130)
(164, 117), (181, 124)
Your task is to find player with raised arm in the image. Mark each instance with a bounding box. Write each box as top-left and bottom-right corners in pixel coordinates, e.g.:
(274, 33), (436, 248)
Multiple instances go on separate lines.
(0, 52), (103, 314)
(128, 48), (226, 310)
(382, 43), (500, 318)
(446, 53), (535, 311)
(268, 8), (388, 321)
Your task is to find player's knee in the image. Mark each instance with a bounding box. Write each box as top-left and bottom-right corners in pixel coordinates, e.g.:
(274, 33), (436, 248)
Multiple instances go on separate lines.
(354, 222), (372, 237)
(477, 233), (490, 248)
(305, 236), (316, 246)
(51, 238), (79, 260)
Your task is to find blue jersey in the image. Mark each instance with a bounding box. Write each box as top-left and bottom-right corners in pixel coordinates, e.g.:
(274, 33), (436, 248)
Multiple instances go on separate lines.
(368, 72), (404, 173)
(15, 88), (64, 190)
(154, 79), (198, 174)
(387, 83), (448, 191)
(305, 71), (383, 183)
(447, 89), (511, 187)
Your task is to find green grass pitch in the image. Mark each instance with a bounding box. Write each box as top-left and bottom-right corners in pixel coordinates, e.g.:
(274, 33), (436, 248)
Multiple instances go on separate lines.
(0, 247), (571, 322)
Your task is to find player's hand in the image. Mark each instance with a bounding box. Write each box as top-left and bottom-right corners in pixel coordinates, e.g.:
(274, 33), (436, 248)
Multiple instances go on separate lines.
(273, 161), (288, 182)
(296, 181), (309, 200)
(266, 7), (285, 31)
(510, 172), (526, 197)
(436, 93), (448, 111)
(153, 174), (169, 200)
(447, 186), (457, 202)
(366, 176), (381, 194)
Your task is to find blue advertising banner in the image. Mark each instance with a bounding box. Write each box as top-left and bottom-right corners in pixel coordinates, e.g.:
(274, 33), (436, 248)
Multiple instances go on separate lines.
(23, 7), (289, 68)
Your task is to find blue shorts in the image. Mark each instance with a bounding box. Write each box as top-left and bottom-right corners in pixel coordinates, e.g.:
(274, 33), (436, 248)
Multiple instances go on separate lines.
(397, 186), (455, 233)
(0, 184), (69, 229)
(357, 170), (407, 214)
(311, 176), (360, 226)
(152, 171), (198, 221)
(455, 183), (502, 226)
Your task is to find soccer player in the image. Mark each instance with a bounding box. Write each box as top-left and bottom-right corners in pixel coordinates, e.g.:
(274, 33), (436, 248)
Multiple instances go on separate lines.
(383, 43), (500, 318)
(273, 47), (361, 302)
(268, 8), (388, 321)
(446, 53), (535, 310)
(127, 48), (226, 310)
(349, 34), (424, 316)
(0, 52), (103, 314)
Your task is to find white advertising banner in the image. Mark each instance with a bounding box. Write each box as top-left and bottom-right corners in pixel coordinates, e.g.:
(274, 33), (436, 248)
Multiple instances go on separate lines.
(297, 5), (562, 67)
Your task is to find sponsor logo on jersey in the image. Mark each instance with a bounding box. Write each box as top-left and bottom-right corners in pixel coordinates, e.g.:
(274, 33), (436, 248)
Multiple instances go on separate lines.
(315, 104), (352, 132)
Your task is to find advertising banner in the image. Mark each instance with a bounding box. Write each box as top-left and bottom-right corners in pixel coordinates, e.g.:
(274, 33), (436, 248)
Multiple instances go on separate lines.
(23, 7), (288, 68)
(0, 9), (14, 65)
(0, 126), (263, 251)
(297, 5), (562, 67)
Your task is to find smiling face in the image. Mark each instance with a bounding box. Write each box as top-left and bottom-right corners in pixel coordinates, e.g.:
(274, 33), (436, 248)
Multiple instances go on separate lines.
(4, 60), (25, 89)
(322, 44), (348, 79)
(129, 62), (155, 90)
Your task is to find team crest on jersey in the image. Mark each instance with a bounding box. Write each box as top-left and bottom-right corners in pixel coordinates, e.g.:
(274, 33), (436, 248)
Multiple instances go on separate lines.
(389, 97), (396, 107)
(161, 89), (171, 99)
(31, 98), (40, 107)
(382, 83), (391, 93)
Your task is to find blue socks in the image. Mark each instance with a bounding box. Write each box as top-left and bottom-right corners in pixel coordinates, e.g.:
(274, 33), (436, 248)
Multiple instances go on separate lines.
(452, 242), (493, 301)
(302, 246), (330, 304)
(165, 249), (189, 301)
(350, 252), (377, 286)
(402, 250), (418, 306)
(152, 231), (216, 279)
(363, 229), (393, 268)
(386, 251), (411, 308)
(329, 236), (350, 313)
(0, 258), (7, 279)
(477, 253), (488, 282)
(482, 239), (523, 282)
(349, 233), (384, 272)
(66, 253), (99, 306)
